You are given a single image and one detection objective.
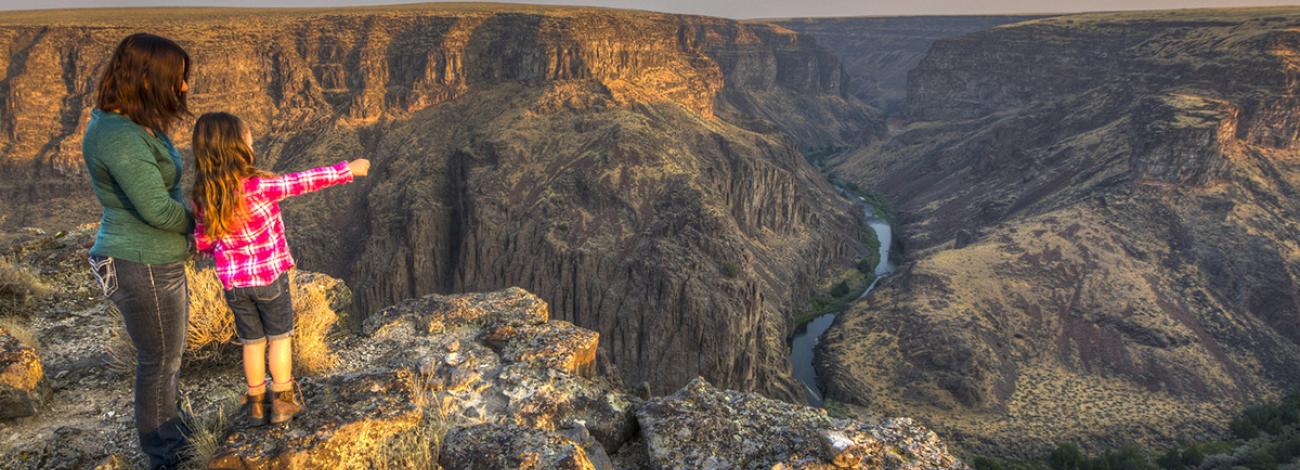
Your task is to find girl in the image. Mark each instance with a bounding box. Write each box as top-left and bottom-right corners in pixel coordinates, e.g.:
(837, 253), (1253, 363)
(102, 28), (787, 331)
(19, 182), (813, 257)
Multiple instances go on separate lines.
(190, 112), (369, 425)
(84, 33), (195, 469)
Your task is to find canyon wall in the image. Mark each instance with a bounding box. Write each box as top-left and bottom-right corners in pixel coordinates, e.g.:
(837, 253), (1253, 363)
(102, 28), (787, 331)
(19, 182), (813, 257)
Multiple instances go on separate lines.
(775, 16), (1041, 116)
(0, 5), (875, 399)
(823, 8), (1300, 457)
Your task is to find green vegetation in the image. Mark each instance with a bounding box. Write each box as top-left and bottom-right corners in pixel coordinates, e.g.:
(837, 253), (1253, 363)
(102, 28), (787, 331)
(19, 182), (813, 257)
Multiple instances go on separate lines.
(789, 180), (889, 327)
(827, 175), (899, 227)
(968, 392), (1300, 470)
(857, 225), (881, 275)
(721, 262), (740, 279)
(792, 269), (872, 327)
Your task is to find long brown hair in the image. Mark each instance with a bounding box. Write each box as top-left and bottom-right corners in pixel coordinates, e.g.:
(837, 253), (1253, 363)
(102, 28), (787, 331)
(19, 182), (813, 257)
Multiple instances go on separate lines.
(95, 33), (191, 132)
(191, 112), (271, 239)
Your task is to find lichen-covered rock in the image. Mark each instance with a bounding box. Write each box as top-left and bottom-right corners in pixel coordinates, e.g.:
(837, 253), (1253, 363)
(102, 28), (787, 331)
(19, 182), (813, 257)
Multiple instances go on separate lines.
(207, 372), (423, 469)
(364, 287), (550, 337)
(636, 378), (967, 469)
(487, 321), (599, 378)
(440, 423), (596, 470)
(0, 325), (48, 419)
(209, 288), (639, 468)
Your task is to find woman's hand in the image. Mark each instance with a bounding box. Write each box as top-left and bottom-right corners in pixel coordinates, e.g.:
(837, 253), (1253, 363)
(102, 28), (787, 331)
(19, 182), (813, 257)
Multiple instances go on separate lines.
(348, 159), (371, 177)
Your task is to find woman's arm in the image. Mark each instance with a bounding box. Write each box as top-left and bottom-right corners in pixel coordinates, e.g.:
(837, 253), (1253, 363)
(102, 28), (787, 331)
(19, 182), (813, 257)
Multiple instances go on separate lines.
(99, 131), (194, 233)
(252, 161), (355, 203)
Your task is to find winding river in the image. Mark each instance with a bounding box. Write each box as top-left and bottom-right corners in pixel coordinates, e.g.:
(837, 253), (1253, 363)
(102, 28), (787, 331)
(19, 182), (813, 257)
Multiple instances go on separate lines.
(790, 199), (894, 406)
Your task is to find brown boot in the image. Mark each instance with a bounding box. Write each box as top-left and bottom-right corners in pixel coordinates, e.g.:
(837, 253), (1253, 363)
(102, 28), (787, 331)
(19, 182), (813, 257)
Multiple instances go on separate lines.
(243, 392), (268, 427)
(270, 382), (303, 424)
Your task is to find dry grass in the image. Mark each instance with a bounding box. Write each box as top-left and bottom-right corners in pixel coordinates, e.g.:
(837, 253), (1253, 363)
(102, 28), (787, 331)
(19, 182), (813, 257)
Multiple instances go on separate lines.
(378, 370), (450, 470)
(0, 258), (52, 314)
(288, 271), (339, 375)
(0, 316), (39, 349)
(185, 264), (238, 363)
(180, 387), (243, 470)
(109, 265), (341, 376)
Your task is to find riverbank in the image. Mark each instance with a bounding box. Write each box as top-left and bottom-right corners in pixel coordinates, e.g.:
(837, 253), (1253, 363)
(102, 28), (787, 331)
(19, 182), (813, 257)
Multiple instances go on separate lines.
(789, 184), (896, 406)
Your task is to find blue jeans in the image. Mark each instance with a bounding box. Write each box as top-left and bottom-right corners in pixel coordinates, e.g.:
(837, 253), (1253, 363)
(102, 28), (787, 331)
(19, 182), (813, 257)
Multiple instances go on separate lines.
(223, 272), (293, 344)
(90, 256), (192, 469)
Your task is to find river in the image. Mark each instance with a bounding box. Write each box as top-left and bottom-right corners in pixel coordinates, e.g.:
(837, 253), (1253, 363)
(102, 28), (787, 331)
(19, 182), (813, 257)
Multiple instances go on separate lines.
(789, 199), (894, 406)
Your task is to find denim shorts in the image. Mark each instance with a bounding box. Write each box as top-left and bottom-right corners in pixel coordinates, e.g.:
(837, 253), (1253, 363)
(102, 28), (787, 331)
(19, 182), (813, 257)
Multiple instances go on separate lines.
(223, 273), (293, 345)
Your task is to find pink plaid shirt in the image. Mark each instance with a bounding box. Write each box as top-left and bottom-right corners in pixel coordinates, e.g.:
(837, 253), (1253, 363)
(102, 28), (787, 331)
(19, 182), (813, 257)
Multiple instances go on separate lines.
(194, 161), (353, 290)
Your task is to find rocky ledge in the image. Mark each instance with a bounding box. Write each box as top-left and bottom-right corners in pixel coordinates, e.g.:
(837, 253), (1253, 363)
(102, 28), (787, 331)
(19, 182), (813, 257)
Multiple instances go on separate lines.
(206, 287), (966, 469)
(0, 324), (49, 419)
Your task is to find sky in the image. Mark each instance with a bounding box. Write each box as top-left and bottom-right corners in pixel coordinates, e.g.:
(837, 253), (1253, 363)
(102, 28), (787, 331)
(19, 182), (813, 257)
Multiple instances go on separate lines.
(0, 0), (1296, 17)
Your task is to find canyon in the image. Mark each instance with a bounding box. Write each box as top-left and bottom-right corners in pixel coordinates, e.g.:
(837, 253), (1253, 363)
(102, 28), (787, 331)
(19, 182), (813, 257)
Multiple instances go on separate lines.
(0, 4), (876, 401)
(817, 7), (1300, 459)
(2, 2), (1299, 465)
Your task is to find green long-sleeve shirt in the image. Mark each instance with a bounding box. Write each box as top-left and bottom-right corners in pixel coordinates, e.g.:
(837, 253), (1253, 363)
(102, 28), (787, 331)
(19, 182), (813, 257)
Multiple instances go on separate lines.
(83, 108), (194, 264)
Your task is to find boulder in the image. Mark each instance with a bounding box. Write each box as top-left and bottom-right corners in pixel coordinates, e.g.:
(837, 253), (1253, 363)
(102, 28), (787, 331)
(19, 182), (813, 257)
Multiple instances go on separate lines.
(636, 378), (967, 469)
(0, 324), (48, 419)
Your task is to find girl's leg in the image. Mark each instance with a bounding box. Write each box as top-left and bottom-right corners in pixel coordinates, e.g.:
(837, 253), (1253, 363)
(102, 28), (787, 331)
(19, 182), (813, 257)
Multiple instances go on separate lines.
(242, 341), (267, 394)
(268, 337), (293, 392)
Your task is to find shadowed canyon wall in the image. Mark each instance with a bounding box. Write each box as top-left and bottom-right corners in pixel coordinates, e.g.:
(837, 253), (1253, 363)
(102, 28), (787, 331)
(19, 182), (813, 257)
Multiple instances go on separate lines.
(0, 5), (877, 400)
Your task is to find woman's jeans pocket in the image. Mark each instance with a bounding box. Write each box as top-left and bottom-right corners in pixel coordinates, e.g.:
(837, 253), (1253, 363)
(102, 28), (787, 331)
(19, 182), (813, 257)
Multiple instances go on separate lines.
(88, 255), (117, 298)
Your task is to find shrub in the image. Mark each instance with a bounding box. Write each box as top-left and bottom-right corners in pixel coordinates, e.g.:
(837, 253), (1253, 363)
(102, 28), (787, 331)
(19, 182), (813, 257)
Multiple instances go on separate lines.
(0, 316), (39, 349)
(1179, 447), (1204, 468)
(721, 262), (740, 279)
(1156, 449), (1182, 469)
(973, 456), (1006, 470)
(0, 259), (52, 313)
(289, 271), (340, 375)
(1241, 447), (1276, 470)
(180, 387), (242, 470)
(1050, 444), (1084, 470)
(110, 265), (342, 376)
(1102, 443), (1155, 470)
(829, 281), (851, 298)
(1231, 416), (1261, 440)
(380, 369), (450, 469)
(185, 263), (238, 362)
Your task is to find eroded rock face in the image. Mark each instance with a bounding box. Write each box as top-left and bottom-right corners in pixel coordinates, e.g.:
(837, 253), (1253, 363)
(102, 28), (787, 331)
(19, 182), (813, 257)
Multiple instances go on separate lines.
(775, 16), (1041, 113)
(0, 3), (873, 401)
(636, 378), (966, 469)
(0, 325), (48, 419)
(210, 287), (639, 468)
(823, 9), (1300, 458)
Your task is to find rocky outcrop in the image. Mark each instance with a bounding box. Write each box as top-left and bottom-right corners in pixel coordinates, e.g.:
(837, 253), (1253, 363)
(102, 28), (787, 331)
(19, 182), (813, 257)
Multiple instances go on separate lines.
(209, 372), (425, 469)
(637, 377), (966, 469)
(823, 8), (1300, 458)
(210, 287), (640, 468)
(0, 324), (48, 419)
(0, 4), (873, 401)
(206, 287), (965, 469)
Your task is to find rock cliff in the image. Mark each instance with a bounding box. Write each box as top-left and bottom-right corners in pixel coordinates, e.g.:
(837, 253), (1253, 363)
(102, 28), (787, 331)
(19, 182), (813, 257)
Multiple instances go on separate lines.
(774, 16), (1041, 115)
(0, 227), (966, 469)
(0, 4), (877, 399)
(822, 8), (1300, 458)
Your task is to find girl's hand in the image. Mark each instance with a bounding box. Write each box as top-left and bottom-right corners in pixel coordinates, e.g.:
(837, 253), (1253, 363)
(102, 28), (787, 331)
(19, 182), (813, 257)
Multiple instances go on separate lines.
(348, 159), (371, 177)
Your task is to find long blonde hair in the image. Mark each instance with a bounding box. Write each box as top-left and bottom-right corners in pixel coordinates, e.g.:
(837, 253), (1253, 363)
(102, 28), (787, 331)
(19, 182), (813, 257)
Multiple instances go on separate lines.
(191, 112), (271, 238)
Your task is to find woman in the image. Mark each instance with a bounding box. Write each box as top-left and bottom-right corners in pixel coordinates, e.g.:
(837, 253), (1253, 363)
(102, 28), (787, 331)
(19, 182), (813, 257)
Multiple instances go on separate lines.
(83, 33), (195, 469)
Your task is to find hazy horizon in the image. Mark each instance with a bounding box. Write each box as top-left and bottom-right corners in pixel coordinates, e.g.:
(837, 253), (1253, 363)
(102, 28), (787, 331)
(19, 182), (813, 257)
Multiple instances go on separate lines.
(0, 0), (1297, 18)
